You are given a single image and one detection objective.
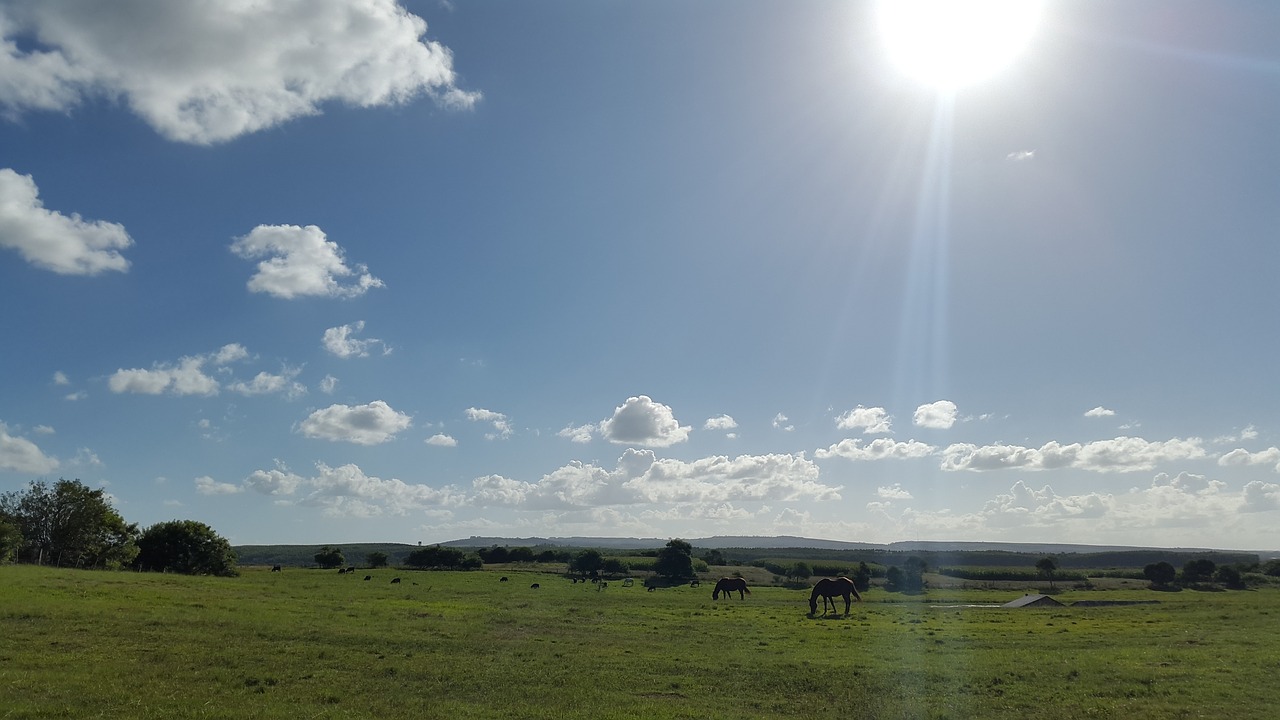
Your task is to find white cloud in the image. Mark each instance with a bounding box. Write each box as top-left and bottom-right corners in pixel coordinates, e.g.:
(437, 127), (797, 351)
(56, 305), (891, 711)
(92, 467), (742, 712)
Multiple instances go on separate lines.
(322, 321), (388, 358)
(913, 400), (957, 429)
(0, 169), (132, 274)
(815, 437), (935, 462)
(425, 433), (457, 447)
(244, 465), (305, 496)
(836, 406), (892, 434)
(227, 368), (306, 399)
(877, 484), (914, 500)
(0, 421), (59, 474)
(1218, 447), (1280, 471)
(33, 424), (54, 435)
(195, 475), (243, 496)
(940, 436), (1207, 473)
(466, 407), (512, 440)
(319, 375), (339, 394)
(600, 396), (690, 447)
(772, 413), (794, 432)
(704, 414), (738, 431)
(231, 225), (383, 299)
(1007, 150), (1035, 161)
(108, 343), (247, 396)
(298, 400), (412, 445)
(299, 462), (455, 517)
(0, 0), (479, 144)
(52, 371), (69, 385)
(557, 423), (596, 444)
(1084, 406), (1116, 418)
(1241, 480), (1280, 513)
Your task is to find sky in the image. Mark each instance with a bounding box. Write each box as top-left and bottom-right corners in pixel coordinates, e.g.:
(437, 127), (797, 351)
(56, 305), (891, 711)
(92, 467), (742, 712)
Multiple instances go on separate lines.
(2, 1), (1278, 551)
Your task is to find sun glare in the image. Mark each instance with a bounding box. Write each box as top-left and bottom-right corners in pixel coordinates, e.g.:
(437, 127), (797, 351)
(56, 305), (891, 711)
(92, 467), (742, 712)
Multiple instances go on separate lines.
(878, 0), (1045, 91)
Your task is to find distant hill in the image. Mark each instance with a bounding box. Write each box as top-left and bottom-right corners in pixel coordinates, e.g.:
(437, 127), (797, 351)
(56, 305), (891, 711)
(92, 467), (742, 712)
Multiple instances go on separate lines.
(234, 536), (1273, 568)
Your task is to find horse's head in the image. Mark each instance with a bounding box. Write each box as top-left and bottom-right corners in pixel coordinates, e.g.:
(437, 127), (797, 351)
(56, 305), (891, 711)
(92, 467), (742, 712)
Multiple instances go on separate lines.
(808, 596), (819, 614)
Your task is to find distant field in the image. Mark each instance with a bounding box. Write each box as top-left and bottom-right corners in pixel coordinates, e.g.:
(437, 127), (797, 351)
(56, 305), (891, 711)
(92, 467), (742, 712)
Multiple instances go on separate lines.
(3, 564), (1278, 719)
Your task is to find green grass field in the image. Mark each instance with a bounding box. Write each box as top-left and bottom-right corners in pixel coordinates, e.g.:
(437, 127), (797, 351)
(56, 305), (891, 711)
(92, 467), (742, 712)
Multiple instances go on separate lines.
(3, 564), (1278, 719)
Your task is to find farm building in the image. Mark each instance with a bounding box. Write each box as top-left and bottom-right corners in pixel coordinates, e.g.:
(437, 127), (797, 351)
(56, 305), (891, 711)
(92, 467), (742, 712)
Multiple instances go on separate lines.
(1002, 594), (1064, 609)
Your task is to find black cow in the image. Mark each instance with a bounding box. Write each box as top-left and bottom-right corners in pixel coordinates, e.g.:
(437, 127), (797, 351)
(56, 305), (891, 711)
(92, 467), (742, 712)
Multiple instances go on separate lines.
(270, 565), (282, 572)
(391, 577), (401, 584)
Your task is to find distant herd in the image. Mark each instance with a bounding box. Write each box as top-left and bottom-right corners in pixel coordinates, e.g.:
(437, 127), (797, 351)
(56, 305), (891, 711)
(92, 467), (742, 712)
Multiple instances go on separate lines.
(270, 564), (864, 615)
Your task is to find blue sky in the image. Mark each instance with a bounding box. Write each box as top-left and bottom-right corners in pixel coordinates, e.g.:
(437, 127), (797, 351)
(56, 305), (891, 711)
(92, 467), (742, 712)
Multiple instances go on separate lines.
(2, 1), (1278, 550)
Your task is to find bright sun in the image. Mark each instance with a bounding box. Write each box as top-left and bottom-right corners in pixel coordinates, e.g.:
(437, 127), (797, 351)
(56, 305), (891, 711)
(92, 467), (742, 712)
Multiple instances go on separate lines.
(878, 0), (1045, 91)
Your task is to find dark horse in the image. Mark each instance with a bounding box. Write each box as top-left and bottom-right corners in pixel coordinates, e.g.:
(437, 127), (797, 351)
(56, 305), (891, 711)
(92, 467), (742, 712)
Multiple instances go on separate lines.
(809, 577), (862, 615)
(712, 577), (751, 600)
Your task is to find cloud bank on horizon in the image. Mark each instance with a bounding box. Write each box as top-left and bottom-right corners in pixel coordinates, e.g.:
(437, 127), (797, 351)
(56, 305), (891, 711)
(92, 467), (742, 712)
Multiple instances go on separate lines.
(2, 1), (1278, 551)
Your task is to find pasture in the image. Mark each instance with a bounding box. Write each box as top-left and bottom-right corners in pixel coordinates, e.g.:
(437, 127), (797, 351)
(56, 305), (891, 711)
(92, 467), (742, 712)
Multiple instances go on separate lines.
(2, 565), (1278, 719)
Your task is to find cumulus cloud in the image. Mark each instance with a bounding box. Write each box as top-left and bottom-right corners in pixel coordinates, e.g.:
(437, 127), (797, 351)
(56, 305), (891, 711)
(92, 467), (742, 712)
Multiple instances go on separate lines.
(1084, 406), (1116, 418)
(913, 400), (957, 429)
(322, 321), (388, 358)
(1007, 150), (1035, 161)
(425, 433), (457, 447)
(319, 375), (339, 394)
(466, 407), (512, 440)
(195, 476), (243, 495)
(108, 343), (248, 396)
(298, 400), (412, 445)
(227, 367), (306, 399)
(244, 465), (305, 496)
(231, 225), (383, 299)
(300, 462), (455, 517)
(1218, 447), (1280, 471)
(815, 438), (936, 462)
(772, 413), (794, 432)
(0, 169), (133, 274)
(704, 414), (738, 431)
(600, 396), (690, 447)
(940, 436), (1206, 473)
(877, 484), (914, 500)
(836, 406), (892, 434)
(52, 371), (69, 385)
(0, 0), (480, 144)
(1241, 480), (1280, 513)
(557, 423), (596, 444)
(0, 421), (59, 474)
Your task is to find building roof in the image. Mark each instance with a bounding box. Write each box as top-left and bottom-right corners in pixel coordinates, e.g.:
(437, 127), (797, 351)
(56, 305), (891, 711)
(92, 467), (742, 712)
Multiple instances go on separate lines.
(1002, 594), (1065, 608)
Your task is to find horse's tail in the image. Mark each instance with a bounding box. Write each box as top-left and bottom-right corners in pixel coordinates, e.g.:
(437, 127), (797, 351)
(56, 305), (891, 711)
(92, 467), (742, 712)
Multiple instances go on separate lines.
(743, 585), (751, 594)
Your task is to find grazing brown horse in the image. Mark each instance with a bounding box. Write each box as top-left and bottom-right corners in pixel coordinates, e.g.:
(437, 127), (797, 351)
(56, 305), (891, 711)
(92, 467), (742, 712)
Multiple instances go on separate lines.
(809, 577), (862, 615)
(712, 577), (751, 600)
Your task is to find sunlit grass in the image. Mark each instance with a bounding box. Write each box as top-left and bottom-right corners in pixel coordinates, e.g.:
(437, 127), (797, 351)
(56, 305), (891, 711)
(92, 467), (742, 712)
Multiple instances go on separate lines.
(2, 565), (1278, 718)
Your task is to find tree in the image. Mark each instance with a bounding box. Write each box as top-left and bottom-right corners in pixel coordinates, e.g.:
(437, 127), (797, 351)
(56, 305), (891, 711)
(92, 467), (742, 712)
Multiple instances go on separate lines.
(314, 546), (345, 568)
(1183, 558), (1216, 584)
(789, 561), (813, 581)
(570, 549), (605, 576)
(851, 562), (872, 592)
(1036, 557), (1059, 589)
(366, 551), (389, 568)
(0, 479), (138, 568)
(1144, 561), (1177, 588)
(507, 546), (536, 563)
(135, 520), (237, 576)
(1263, 559), (1280, 577)
(701, 549), (726, 566)
(1215, 565), (1244, 589)
(654, 539), (695, 580)
(404, 545), (468, 569)
(0, 519), (21, 563)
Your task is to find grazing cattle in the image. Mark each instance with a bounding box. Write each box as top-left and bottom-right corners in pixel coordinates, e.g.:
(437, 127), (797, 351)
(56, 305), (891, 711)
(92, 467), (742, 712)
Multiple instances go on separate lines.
(648, 586), (657, 592)
(337, 568), (347, 574)
(500, 576), (509, 582)
(530, 583), (540, 589)
(622, 578), (634, 587)
(598, 581), (608, 591)
(364, 575), (372, 581)
(391, 577), (401, 584)
(712, 577), (751, 600)
(347, 566), (356, 573)
(689, 579), (701, 588)
(270, 565), (282, 572)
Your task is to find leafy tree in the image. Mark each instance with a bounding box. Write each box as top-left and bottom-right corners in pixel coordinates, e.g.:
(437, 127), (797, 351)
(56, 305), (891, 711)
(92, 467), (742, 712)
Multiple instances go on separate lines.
(1215, 565), (1244, 589)
(1182, 558), (1216, 584)
(602, 558), (628, 576)
(1144, 561), (1177, 588)
(0, 479), (138, 568)
(314, 546), (345, 568)
(654, 539), (695, 580)
(477, 546), (509, 563)
(135, 520), (237, 576)
(851, 562), (872, 592)
(570, 549), (605, 576)
(507, 546), (536, 563)
(701, 549), (726, 566)
(536, 549), (567, 563)
(1036, 557), (1059, 588)
(789, 561), (813, 581)
(404, 545), (468, 569)
(0, 519), (22, 563)
(366, 551), (389, 568)
(1263, 559), (1280, 577)
(885, 566), (905, 591)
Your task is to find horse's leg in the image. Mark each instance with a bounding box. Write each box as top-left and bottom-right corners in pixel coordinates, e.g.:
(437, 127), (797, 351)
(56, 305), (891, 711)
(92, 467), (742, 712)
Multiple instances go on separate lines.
(844, 593), (851, 615)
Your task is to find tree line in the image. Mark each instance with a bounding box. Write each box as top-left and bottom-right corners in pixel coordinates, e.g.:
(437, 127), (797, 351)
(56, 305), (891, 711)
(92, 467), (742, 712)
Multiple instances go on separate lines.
(0, 479), (237, 576)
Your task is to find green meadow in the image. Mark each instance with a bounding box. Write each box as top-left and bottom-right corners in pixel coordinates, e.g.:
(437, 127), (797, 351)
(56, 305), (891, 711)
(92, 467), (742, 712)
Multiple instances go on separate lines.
(3, 564), (1278, 719)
